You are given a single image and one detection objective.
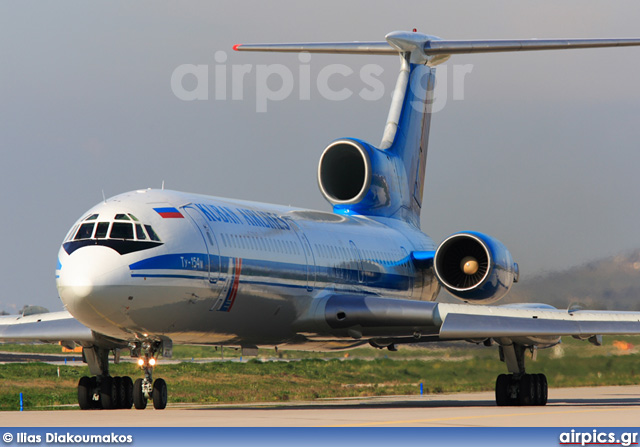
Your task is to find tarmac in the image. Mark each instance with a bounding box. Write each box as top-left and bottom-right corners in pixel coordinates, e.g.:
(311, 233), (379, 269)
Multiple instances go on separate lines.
(3, 385), (640, 427)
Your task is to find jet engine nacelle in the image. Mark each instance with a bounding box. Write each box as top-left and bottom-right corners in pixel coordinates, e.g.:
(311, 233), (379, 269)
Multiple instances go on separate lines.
(318, 139), (372, 205)
(317, 138), (408, 218)
(434, 232), (519, 304)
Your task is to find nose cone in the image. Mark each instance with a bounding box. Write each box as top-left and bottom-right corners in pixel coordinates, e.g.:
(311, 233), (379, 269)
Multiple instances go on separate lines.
(57, 246), (126, 321)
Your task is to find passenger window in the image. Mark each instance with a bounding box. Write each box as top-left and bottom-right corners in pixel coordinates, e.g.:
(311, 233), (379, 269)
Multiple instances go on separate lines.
(144, 225), (161, 241)
(74, 223), (95, 240)
(95, 222), (110, 239)
(135, 224), (147, 240)
(110, 222), (134, 239)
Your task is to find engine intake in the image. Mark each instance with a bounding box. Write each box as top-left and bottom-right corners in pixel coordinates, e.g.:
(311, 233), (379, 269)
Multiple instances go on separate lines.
(434, 232), (518, 304)
(318, 140), (372, 205)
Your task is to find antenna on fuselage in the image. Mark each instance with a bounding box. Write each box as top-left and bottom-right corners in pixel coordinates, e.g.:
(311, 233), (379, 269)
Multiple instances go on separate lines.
(161, 180), (165, 190)
(101, 189), (106, 204)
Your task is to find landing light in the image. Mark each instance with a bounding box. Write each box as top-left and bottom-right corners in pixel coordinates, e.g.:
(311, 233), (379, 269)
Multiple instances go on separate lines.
(137, 357), (157, 367)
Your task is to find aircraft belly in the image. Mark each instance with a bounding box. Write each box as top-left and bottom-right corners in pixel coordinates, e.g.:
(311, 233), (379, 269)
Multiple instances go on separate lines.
(96, 281), (309, 345)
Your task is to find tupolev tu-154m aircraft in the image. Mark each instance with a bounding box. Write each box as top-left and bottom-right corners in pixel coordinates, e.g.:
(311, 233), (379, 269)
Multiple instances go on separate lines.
(3, 31), (640, 410)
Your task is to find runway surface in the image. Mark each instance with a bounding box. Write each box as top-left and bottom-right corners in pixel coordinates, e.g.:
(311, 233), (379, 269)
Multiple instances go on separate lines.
(3, 385), (640, 427)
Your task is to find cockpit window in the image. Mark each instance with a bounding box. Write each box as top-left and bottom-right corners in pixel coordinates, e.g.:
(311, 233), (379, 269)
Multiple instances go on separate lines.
(135, 224), (147, 240)
(145, 225), (161, 242)
(66, 212), (161, 244)
(74, 223), (95, 240)
(63, 211), (163, 256)
(95, 222), (110, 239)
(65, 225), (79, 242)
(110, 222), (134, 239)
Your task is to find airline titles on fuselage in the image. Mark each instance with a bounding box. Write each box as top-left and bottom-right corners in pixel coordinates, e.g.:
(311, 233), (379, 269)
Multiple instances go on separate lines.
(193, 203), (291, 231)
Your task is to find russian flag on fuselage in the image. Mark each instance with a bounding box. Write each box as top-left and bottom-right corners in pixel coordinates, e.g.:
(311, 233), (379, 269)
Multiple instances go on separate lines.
(153, 207), (184, 218)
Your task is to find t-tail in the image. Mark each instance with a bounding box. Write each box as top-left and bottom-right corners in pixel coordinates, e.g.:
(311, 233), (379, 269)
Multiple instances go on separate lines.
(235, 31), (640, 227)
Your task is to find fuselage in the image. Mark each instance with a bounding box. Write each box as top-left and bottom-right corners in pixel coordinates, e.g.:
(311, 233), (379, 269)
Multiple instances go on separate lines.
(56, 189), (439, 349)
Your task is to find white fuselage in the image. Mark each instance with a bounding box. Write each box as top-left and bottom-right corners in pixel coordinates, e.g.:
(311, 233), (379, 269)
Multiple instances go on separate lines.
(56, 189), (439, 349)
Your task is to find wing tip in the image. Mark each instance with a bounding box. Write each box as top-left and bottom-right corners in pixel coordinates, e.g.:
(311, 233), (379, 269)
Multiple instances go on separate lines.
(232, 44), (242, 51)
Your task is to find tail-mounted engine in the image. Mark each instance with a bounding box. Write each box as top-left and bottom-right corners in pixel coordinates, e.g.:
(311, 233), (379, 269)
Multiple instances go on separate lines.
(317, 138), (406, 218)
(318, 140), (372, 205)
(434, 231), (519, 304)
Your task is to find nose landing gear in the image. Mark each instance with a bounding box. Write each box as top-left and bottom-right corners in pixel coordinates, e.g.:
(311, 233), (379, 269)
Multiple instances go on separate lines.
(132, 351), (167, 410)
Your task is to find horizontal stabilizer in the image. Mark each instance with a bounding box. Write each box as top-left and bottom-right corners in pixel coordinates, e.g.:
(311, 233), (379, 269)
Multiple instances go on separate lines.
(233, 41), (395, 55)
(424, 38), (640, 55)
(234, 32), (640, 63)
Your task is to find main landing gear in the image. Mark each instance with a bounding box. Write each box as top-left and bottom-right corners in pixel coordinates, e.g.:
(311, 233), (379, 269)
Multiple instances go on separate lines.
(77, 342), (168, 410)
(77, 375), (134, 410)
(494, 342), (548, 406)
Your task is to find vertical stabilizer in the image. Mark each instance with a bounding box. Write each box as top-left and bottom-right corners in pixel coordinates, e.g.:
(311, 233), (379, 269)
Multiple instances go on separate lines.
(379, 32), (442, 225)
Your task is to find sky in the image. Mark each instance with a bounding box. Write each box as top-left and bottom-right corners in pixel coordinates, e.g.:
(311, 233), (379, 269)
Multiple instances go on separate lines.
(1, 1), (640, 312)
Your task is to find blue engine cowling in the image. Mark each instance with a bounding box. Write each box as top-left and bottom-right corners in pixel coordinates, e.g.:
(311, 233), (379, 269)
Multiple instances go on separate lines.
(434, 231), (519, 304)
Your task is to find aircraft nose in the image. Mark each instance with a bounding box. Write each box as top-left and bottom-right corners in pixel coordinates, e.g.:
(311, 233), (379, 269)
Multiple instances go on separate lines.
(57, 246), (125, 314)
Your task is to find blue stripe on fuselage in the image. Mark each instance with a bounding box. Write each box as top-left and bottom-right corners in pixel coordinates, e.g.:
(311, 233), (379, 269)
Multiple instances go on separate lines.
(128, 253), (411, 293)
(129, 253), (208, 272)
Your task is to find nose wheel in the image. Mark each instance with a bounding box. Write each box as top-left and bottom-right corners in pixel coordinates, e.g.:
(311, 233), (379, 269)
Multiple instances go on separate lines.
(132, 377), (167, 410)
(132, 349), (168, 410)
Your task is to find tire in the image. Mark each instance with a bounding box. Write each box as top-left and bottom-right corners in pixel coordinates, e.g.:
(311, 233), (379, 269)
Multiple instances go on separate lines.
(538, 373), (548, 406)
(518, 374), (534, 406)
(78, 376), (92, 410)
(100, 376), (114, 410)
(122, 376), (134, 409)
(530, 373), (541, 406)
(133, 378), (147, 410)
(152, 378), (168, 410)
(90, 377), (101, 409)
(495, 374), (510, 406)
(112, 376), (123, 409)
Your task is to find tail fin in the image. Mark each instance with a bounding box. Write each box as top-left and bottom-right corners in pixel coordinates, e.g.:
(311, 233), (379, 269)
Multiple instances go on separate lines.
(236, 32), (640, 226)
(378, 32), (441, 224)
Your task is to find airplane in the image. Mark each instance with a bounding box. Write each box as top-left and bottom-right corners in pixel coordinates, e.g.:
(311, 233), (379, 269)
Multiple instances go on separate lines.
(2, 30), (640, 411)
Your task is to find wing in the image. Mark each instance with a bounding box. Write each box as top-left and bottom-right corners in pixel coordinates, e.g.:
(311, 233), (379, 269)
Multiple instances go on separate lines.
(0, 311), (96, 347)
(436, 303), (640, 340)
(301, 295), (640, 344)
